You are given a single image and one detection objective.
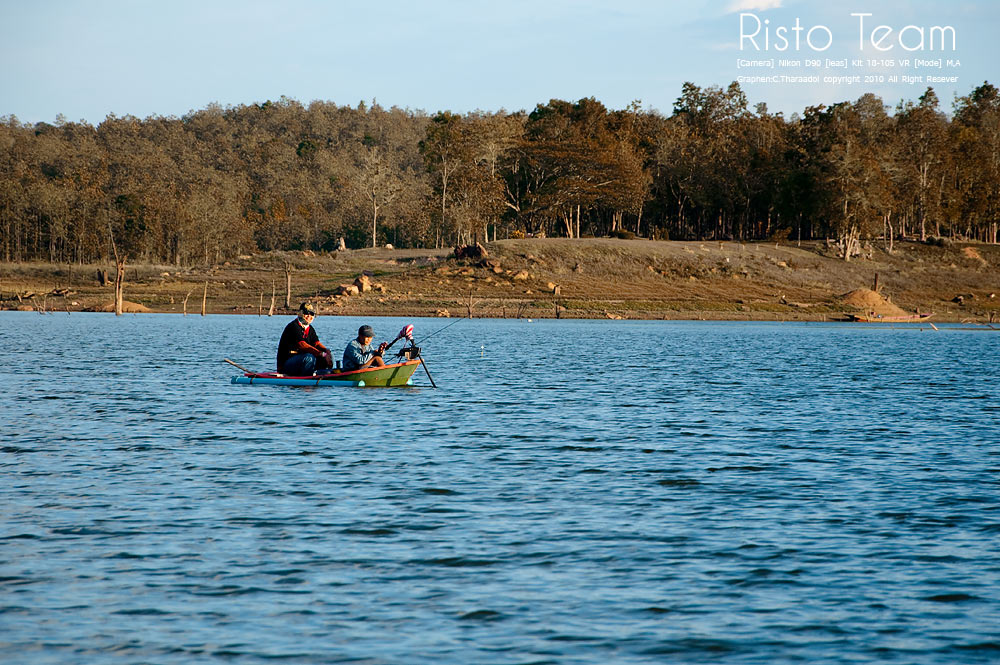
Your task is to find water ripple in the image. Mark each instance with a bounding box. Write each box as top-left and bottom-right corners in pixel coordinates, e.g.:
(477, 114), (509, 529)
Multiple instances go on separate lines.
(2, 314), (999, 664)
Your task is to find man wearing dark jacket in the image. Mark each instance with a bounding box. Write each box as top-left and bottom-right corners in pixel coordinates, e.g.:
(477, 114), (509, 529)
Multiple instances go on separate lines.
(277, 302), (332, 375)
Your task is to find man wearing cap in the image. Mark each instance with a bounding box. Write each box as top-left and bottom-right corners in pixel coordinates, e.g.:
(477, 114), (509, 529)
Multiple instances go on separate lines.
(342, 325), (388, 371)
(276, 302), (333, 375)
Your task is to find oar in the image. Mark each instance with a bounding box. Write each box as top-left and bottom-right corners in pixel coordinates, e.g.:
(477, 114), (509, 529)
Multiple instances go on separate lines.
(224, 358), (253, 373)
(418, 353), (438, 388)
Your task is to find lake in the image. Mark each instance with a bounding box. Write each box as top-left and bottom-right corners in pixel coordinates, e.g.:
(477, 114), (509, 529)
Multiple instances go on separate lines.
(2, 312), (999, 664)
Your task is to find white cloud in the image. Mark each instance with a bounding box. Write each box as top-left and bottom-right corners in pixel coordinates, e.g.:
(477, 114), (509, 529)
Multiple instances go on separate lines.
(726, 0), (782, 13)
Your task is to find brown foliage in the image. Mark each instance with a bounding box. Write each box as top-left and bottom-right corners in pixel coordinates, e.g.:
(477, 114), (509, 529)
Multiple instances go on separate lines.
(2, 82), (998, 265)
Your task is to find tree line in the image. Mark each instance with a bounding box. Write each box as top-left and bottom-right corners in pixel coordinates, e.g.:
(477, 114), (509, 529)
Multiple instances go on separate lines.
(1, 80), (998, 265)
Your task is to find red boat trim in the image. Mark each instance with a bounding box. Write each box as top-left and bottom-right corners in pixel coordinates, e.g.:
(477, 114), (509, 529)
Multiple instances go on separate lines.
(243, 359), (420, 380)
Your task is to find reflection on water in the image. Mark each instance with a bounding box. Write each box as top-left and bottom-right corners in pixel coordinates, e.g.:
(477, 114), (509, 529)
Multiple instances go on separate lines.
(2, 312), (999, 664)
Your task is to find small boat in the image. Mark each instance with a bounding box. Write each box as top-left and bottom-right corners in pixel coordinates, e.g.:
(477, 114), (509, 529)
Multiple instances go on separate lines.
(849, 312), (935, 323)
(231, 359), (422, 388)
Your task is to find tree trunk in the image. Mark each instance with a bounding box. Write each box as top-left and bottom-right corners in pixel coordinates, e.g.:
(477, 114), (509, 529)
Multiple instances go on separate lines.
(108, 220), (125, 316)
(839, 225), (861, 261)
(466, 290), (477, 318)
(284, 264), (291, 309)
(114, 257), (126, 316)
(440, 171), (448, 244)
(201, 281), (208, 316)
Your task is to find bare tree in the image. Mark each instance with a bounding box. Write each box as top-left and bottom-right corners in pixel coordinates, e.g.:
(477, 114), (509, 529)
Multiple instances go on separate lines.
(108, 223), (126, 316)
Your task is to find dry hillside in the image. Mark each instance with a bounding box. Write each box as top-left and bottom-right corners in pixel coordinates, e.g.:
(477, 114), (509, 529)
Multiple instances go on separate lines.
(2, 238), (998, 322)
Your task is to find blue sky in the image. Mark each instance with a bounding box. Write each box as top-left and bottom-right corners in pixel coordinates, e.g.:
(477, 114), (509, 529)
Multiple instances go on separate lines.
(1, 0), (995, 124)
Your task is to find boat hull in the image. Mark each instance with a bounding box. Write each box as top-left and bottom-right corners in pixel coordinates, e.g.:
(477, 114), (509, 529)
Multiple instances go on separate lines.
(849, 313), (935, 323)
(231, 359), (421, 387)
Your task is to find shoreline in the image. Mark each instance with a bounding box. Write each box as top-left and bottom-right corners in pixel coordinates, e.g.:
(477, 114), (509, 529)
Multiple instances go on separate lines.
(7, 310), (998, 332)
(2, 238), (998, 324)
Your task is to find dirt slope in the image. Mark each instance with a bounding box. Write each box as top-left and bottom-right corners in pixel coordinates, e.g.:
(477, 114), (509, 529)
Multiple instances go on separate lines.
(2, 238), (998, 322)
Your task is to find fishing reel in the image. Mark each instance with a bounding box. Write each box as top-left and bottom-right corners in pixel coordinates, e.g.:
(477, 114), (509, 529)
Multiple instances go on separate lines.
(395, 344), (420, 360)
(388, 325), (421, 360)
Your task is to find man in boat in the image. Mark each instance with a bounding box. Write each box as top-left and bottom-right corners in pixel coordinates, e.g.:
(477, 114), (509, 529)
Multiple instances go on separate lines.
(342, 324), (388, 371)
(276, 302), (333, 375)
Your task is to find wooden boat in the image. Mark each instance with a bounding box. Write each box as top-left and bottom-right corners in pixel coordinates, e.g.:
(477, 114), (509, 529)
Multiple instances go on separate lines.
(231, 359), (422, 388)
(849, 312), (935, 323)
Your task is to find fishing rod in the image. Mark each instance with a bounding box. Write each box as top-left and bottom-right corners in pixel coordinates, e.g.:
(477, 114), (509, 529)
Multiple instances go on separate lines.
(413, 316), (468, 347)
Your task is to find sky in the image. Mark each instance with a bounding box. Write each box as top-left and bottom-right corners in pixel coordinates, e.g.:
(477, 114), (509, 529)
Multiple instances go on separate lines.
(1, 0), (996, 124)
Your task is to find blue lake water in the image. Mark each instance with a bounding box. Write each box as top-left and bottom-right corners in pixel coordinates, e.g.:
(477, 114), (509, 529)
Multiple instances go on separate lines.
(2, 311), (999, 664)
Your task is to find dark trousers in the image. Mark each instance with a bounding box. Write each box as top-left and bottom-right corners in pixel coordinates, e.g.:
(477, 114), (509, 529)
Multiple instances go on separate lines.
(282, 354), (317, 376)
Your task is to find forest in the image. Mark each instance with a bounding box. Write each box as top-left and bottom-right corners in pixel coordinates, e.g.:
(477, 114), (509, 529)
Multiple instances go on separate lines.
(1, 80), (998, 265)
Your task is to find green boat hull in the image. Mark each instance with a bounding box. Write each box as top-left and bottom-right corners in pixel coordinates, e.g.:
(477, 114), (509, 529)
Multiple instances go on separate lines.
(231, 359), (422, 388)
(329, 360), (421, 387)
